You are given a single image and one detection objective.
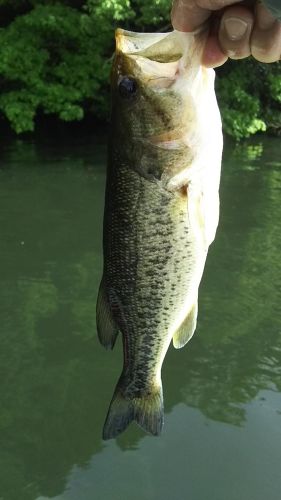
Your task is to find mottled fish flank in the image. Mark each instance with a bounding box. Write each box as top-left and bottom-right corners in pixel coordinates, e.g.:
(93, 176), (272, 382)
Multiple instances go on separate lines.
(97, 28), (223, 439)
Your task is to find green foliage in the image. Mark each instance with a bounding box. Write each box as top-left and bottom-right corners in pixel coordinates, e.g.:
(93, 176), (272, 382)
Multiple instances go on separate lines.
(0, 2), (107, 132)
(87, 0), (170, 27)
(129, 0), (171, 26)
(268, 69), (281, 103)
(87, 0), (132, 21)
(216, 59), (281, 140)
(0, 0), (280, 138)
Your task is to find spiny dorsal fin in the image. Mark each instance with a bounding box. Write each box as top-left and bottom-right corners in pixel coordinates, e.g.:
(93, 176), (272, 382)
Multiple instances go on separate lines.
(173, 301), (198, 349)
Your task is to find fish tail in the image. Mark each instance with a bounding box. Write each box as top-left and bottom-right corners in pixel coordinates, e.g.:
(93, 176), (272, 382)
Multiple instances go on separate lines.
(103, 379), (164, 440)
(134, 385), (164, 436)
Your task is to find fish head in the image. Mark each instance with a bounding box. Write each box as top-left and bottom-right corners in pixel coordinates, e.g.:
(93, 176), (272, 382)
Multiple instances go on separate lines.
(110, 29), (222, 189)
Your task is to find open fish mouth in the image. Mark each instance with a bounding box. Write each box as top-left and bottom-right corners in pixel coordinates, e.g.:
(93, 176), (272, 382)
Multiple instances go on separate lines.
(115, 29), (184, 62)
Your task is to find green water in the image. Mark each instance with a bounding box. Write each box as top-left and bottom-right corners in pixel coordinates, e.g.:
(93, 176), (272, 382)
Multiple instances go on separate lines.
(0, 135), (280, 500)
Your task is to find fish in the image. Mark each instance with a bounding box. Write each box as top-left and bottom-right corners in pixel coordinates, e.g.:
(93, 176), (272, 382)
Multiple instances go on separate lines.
(96, 28), (223, 440)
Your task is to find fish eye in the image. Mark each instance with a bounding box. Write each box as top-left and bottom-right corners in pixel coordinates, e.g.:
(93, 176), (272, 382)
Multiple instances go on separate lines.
(118, 77), (138, 99)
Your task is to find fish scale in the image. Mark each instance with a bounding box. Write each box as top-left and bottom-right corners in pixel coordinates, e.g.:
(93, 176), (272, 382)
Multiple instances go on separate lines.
(100, 164), (206, 434)
(97, 28), (222, 439)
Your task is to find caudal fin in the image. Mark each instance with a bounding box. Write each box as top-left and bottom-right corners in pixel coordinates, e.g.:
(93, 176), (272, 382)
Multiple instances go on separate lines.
(102, 383), (164, 440)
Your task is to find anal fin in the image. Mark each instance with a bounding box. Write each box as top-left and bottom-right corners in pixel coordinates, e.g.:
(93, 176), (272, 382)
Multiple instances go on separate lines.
(96, 277), (119, 350)
(173, 301), (198, 349)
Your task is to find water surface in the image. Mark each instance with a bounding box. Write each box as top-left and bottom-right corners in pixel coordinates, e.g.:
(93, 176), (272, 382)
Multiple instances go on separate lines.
(0, 136), (280, 500)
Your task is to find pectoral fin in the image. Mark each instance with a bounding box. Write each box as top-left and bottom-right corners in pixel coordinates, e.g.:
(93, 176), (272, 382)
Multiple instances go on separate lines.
(173, 301), (198, 349)
(96, 277), (119, 350)
(187, 183), (220, 250)
(187, 184), (207, 249)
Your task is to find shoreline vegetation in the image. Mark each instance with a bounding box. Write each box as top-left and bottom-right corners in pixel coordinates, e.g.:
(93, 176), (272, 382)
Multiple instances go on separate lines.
(0, 0), (280, 140)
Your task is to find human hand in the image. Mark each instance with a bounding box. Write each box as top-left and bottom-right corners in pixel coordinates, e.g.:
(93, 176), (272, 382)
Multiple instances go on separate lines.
(171, 0), (281, 67)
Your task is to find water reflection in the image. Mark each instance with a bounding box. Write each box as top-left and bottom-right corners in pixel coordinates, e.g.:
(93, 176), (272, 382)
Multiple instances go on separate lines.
(0, 137), (280, 499)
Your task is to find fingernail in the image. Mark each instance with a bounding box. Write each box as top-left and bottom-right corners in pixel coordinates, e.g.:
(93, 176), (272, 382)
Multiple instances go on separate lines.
(224, 17), (248, 40)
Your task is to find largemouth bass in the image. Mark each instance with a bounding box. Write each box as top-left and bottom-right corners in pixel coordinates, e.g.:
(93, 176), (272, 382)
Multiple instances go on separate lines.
(97, 28), (223, 440)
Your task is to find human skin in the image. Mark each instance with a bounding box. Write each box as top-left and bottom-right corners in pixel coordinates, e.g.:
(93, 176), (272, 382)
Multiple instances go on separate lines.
(171, 0), (281, 67)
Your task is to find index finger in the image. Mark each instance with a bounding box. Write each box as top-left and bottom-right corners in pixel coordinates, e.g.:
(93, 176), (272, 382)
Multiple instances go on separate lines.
(171, 0), (243, 31)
